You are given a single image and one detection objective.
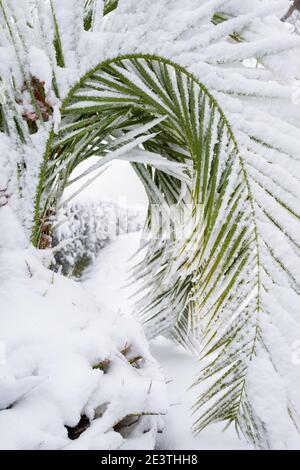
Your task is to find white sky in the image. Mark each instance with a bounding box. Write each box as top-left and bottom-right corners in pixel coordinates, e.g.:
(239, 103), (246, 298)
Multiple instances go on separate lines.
(63, 157), (148, 209)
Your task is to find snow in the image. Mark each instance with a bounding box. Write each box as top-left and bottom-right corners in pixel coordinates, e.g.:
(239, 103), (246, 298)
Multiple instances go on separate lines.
(1, 0), (300, 450)
(82, 233), (143, 316)
(28, 47), (53, 92)
(0, 207), (167, 450)
(152, 338), (251, 450)
(82, 231), (251, 449)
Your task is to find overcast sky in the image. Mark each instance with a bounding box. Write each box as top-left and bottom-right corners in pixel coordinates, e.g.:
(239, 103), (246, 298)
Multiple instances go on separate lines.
(63, 157), (148, 209)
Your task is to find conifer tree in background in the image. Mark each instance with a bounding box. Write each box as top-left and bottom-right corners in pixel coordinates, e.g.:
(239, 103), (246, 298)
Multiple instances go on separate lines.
(1, 0), (300, 449)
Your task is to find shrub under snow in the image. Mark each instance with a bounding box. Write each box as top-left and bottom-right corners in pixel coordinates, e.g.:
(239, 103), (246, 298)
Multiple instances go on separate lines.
(0, 207), (167, 450)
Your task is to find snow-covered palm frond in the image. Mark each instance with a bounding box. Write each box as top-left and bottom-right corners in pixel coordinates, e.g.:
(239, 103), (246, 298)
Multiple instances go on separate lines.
(1, 0), (300, 449)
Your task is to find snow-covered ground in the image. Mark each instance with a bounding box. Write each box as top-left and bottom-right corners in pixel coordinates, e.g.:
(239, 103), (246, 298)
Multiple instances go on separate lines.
(82, 234), (251, 450)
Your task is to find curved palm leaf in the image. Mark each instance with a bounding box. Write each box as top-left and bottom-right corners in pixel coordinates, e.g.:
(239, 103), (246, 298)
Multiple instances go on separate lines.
(32, 55), (264, 445)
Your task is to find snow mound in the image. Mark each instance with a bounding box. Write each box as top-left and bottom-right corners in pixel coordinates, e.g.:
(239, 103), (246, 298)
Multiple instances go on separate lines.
(0, 208), (167, 450)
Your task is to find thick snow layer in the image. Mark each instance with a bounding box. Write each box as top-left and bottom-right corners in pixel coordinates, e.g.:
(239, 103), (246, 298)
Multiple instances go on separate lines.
(0, 208), (167, 450)
(82, 232), (251, 449)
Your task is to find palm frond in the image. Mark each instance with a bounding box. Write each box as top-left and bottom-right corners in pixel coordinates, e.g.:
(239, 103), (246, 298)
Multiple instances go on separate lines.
(31, 55), (264, 443)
